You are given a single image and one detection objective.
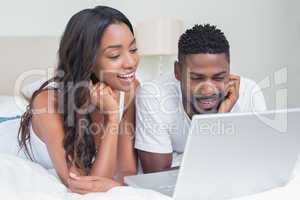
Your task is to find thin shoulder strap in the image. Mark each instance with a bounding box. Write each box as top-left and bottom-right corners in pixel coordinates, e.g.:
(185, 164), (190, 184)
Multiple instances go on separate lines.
(119, 91), (125, 122)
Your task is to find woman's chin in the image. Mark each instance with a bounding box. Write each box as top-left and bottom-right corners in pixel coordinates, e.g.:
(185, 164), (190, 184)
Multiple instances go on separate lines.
(114, 81), (135, 92)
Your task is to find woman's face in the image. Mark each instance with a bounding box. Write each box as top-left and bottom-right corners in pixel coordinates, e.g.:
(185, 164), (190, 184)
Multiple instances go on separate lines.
(94, 22), (139, 92)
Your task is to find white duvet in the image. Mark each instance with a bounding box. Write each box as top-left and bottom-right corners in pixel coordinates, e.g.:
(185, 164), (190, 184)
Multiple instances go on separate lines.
(0, 154), (172, 200)
(1, 96), (300, 200)
(1, 153), (300, 200)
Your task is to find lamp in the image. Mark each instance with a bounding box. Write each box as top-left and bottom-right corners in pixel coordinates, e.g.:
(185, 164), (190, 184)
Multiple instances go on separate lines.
(135, 17), (183, 76)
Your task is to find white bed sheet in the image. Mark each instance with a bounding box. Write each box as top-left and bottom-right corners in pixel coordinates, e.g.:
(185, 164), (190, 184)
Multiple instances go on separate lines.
(1, 153), (300, 200)
(0, 154), (172, 200)
(0, 95), (299, 200)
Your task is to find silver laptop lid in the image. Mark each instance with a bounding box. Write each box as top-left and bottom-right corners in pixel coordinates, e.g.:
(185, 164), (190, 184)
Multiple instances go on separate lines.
(173, 108), (300, 200)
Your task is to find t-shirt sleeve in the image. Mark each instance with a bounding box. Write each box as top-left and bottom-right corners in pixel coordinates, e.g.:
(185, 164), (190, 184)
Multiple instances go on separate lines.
(134, 84), (173, 154)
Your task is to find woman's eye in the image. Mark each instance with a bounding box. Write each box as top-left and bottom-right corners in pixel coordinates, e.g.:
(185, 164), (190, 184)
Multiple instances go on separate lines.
(129, 48), (138, 53)
(108, 55), (120, 59)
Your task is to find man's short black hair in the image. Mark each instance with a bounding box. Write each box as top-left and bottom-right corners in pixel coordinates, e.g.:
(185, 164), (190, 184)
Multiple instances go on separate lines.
(178, 24), (230, 62)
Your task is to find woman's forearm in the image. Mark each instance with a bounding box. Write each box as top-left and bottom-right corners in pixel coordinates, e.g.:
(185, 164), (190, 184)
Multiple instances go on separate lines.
(89, 116), (119, 177)
(115, 135), (137, 182)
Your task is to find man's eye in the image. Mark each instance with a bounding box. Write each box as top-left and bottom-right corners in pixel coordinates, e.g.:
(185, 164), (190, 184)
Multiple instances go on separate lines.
(190, 77), (204, 81)
(213, 77), (225, 81)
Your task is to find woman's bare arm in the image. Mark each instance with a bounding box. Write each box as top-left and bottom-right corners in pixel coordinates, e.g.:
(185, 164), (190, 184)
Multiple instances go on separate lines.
(31, 90), (85, 186)
(115, 80), (139, 182)
(31, 89), (119, 186)
(88, 115), (119, 178)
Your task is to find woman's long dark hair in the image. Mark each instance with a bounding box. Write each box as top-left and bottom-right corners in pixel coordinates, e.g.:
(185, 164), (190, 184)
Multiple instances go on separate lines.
(18, 6), (134, 173)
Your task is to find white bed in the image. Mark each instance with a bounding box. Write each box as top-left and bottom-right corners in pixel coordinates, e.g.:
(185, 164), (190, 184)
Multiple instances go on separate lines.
(0, 153), (300, 200)
(0, 95), (300, 199)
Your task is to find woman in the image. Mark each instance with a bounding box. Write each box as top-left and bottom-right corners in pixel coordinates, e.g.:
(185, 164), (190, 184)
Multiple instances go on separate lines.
(18, 6), (140, 194)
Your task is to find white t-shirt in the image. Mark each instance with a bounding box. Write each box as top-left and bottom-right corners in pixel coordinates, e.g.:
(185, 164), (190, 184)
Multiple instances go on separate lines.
(135, 74), (267, 154)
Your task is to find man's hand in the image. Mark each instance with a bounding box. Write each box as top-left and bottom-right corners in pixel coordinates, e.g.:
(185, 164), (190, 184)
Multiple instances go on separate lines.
(67, 173), (121, 195)
(218, 74), (240, 113)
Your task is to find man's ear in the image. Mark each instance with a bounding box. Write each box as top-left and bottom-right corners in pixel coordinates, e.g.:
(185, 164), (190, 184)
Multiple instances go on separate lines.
(174, 61), (182, 81)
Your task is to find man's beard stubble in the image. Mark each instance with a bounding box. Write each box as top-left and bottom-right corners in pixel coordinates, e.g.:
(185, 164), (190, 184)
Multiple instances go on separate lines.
(191, 92), (226, 115)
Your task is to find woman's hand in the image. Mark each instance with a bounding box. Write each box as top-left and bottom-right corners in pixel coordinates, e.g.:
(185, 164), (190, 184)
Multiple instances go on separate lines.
(89, 82), (119, 119)
(67, 173), (121, 195)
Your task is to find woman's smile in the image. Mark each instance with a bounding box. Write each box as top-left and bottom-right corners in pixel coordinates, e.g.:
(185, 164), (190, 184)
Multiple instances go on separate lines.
(117, 71), (136, 83)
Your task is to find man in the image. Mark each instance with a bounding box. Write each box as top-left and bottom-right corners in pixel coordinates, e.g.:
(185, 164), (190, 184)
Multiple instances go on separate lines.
(135, 24), (266, 173)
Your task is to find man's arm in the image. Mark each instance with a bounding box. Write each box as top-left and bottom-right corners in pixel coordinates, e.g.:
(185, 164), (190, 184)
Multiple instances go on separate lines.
(134, 82), (174, 173)
(137, 150), (172, 173)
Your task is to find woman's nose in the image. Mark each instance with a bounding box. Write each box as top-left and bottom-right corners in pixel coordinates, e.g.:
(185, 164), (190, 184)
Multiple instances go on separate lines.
(123, 53), (136, 69)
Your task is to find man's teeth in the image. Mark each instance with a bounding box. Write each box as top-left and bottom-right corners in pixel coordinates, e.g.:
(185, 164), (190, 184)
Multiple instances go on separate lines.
(200, 99), (217, 104)
(118, 72), (135, 79)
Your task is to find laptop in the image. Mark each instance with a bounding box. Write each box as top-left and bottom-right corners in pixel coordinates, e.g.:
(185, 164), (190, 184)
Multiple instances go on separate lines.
(125, 108), (300, 200)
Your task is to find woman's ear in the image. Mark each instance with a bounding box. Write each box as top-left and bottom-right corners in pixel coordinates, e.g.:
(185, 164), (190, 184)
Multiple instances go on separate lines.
(174, 61), (182, 81)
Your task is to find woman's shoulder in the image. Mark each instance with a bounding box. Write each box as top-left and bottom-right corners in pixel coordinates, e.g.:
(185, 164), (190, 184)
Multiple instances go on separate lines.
(31, 89), (58, 111)
(30, 89), (64, 143)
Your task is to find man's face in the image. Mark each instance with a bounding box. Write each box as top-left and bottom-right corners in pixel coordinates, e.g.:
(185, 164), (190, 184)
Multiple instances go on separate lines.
(175, 53), (230, 115)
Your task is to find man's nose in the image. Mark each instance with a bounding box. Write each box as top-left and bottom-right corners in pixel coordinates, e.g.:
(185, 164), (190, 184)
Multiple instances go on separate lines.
(197, 81), (218, 96)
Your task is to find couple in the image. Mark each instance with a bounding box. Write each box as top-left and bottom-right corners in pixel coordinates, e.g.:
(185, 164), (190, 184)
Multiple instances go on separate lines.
(17, 6), (266, 194)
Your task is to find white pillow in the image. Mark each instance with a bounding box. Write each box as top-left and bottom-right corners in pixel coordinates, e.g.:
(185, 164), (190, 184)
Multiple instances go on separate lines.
(20, 67), (55, 101)
(20, 78), (47, 101)
(0, 95), (27, 117)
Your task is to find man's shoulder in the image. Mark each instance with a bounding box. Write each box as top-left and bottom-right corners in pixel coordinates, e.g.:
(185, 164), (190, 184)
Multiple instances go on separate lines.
(137, 74), (180, 98)
(135, 74), (182, 125)
(236, 76), (266, 111)
(239, 76), (262, 95)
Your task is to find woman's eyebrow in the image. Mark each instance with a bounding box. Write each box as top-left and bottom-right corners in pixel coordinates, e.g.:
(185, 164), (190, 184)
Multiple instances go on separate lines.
(104, 44), (122, 51)
(129, 38), (136, 46)
(103, 39), (136, 52)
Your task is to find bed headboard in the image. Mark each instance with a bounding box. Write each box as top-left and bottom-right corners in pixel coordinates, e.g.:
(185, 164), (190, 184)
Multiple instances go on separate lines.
(0, 37), (60, 95)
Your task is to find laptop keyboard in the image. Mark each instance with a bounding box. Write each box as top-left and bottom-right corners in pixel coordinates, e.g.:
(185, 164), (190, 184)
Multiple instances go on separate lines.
(124, 169), (179, 197)
(159, 184), (176, 193)
(156, 170), (178, 196)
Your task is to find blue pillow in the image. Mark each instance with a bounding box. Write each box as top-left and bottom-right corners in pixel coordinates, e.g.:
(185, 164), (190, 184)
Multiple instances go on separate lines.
(0, 116), (20, 123)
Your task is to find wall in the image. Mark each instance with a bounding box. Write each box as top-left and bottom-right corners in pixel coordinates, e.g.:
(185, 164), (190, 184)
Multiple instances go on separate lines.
(0, 0), (299, 109)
